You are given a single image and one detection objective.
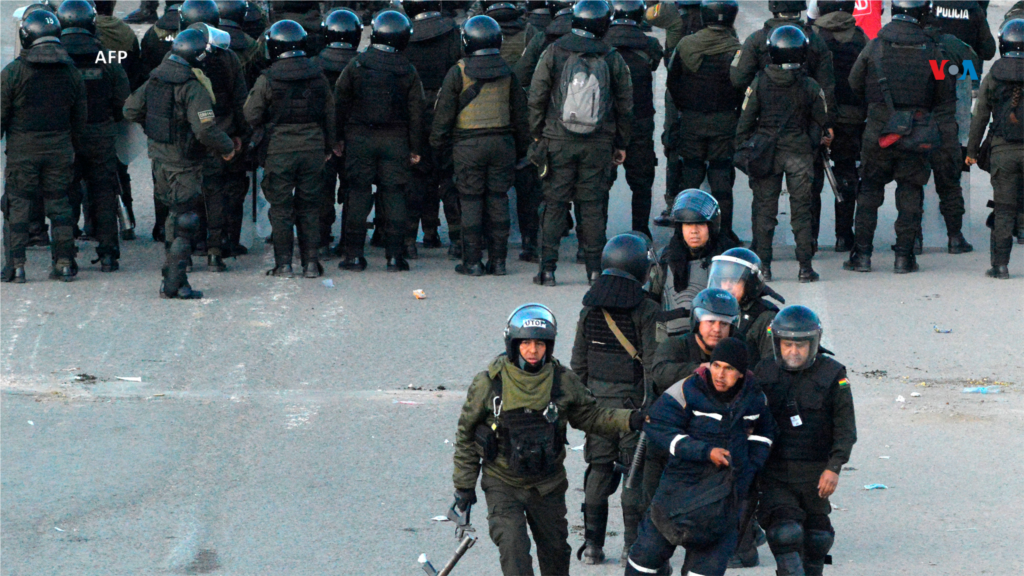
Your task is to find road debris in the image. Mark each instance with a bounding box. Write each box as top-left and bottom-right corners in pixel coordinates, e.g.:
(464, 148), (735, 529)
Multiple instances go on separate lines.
(896, 395), (905, 403)
(75, 374), (97, 382)
(963, 387), (1002, 394)
(322, 279), (334, 288)
(933, 325), (952, 334)
(430, 516), (450, 523)
(910, 392), (921, 397)
(413, 289), (427, 300)
(393, 400), (423, 405)
(115, 376), (142, 382)
(27, 421), (33, 426)
(863, 484), (888, 490)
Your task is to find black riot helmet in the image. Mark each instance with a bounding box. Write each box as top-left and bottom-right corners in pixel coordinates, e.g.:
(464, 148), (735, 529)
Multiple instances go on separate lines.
(264, 19), (307, 61)
(189, 22), (231, 51)
(463, 15), (503, 56)
(370, 10), (412, 52)
(484, 1), (520, 14)
(170, 28), (211, 67)
(700, 0), (738, 27)
(611, 0), (645, 25)
(323, 8), (362, 49)
(179, 0), (219, 30)
(217, 0), (248, 27)
(601, 233), (653, 284)
(767, 0), (806, 15)
(690, 288), (740, 336)
(550, 1), (575, 16)
(572, 0), (612, 38)
(56, 0), (96, 35)
(891, 0), (929, 24)
(816, 1), (856, 16)
(20, 8), (61, 49)
(770, 305), (823, 371)
(671, 189), (722, 236)
(403, 0), (442, 20)
(709, 248), (765, 305)
(768, 25), (808, 69)
(1000, 19), (1024, 58)
(504, 304), (558, 365)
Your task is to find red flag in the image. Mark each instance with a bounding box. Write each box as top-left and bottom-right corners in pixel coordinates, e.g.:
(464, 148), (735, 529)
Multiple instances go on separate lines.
(854, 0), (883, 39)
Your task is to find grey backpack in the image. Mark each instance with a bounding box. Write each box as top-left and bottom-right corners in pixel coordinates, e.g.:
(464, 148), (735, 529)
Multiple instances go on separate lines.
(556, 50), (612, 134)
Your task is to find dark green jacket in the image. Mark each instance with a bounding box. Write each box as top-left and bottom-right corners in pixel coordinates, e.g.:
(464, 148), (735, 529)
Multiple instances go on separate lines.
(735, 66), (829, 155)
(739, 298), (777, 366)
(968, 60), (1024, 156)
(96, 14), (142, 89)
(453, 355), (632, 495)
(123, 63), (234, 164)
(0, 43), (87, 154)
(651, 332), (710, 396)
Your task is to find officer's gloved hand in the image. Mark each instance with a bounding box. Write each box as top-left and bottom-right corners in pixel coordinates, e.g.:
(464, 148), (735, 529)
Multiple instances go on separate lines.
(454, 488), (476, 512)
(629, 410), (646, 432)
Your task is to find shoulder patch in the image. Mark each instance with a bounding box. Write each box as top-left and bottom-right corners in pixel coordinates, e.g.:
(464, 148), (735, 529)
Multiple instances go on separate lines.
(731, 49), (743, 67)
(197, 109), (215, 123)
(838, 377), (850, 388)
(742, 86), (752, 110)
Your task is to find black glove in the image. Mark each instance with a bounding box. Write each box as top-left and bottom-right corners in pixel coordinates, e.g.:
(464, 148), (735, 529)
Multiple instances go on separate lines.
(629, 410), (646, 432)
(454, 488), (476, 512)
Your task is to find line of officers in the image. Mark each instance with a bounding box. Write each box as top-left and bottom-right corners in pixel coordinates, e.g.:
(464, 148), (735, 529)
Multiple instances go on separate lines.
(452, 229), (856, 576)
(1, 0), (1022, 293)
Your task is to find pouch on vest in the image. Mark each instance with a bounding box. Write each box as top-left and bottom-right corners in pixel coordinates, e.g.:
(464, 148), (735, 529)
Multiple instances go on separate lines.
(871, 47), (941, 152)
(475, 422), (499, 463)
(650, 465), (737, 547)
(490, 366), (566, 478)
(734, 79), (798, 179)
(556, 50), (612, 135)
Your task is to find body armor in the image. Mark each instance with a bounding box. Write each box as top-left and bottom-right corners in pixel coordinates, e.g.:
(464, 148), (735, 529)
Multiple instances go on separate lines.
(760, 355), (844, 462)
(673, 51), (742, 113)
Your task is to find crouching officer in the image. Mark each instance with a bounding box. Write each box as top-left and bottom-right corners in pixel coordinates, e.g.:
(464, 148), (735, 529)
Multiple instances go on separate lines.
(124, 28), (237, 299)
(245, 20), (335, 278)
(58, 0), (131, 273)
(626, 337), (777, 576)
(2, 10), (86, 284)
(569, 234), (658, 565)
(335, 11), (425, 272)
(431, 15), (529, 277)
(452, 303), (645, 576)
(755, 306), (857, 576)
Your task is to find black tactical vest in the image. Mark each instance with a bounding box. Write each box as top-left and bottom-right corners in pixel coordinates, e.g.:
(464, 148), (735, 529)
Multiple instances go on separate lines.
(270, 76), (328, 125)
(64, 34), (115, 125)
(492, 365), (567, 479)
(144, 59), (193, 151)
(757, 73), (811, 134)
(12, 62), (76, 132)
(316, 48), (356, 87)
(931, 2), (982, 51)
(761, 355), (844, 462)
(865, 40), (939, 109)
(406, 21), (458, 93)
(348, 51), (413, 127)
(605, 26), (655, 120)
(584, 308), (644, 396)
(674, 51), (742, 113)
(992, 80), (1024, 143)
(818, 28), (866, 108)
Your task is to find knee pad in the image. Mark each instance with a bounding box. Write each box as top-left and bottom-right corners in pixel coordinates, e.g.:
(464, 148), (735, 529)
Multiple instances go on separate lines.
(766, 520), (804, 555)
(175, 212), (200, 238)
(804, 528), (834, 561)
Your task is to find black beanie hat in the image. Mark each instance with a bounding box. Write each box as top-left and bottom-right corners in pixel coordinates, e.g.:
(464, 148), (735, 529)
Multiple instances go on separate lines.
(711, 337), (749, 375)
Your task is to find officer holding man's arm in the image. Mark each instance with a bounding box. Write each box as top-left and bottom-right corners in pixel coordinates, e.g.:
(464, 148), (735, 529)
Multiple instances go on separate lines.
(754, 306), (857, 576)
(452, 304), (644, 576)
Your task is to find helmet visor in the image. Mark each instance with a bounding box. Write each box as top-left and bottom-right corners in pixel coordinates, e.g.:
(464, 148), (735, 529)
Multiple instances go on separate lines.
(693, 307), (739, 328)
(708, 258), (756, 302)
(772, 329), (820, 371)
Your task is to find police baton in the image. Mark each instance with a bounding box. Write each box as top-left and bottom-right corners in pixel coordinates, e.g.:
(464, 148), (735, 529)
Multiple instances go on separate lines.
(820, 147), (844, 204)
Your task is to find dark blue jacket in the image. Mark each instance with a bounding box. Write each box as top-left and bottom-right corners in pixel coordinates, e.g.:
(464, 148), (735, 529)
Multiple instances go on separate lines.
(646, 366), (777, 496)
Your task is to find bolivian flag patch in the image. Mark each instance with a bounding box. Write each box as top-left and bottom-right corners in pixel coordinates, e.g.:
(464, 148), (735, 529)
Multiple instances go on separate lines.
(838, 378), (850, 388)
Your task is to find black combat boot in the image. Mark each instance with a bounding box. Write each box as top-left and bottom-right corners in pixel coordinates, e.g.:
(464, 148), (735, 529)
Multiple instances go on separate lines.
(100, 255), (119, 272)
(404, 238), (418, 260)
(421, 229), (442, 248)
(455, 261), (485, 277)
(834, 235), (852, 253)
(486, 259), (507, 276)
(303, 259), (324, 278)
(762, 262), (772, 282)
(338, 256), (367, 271)
(1, 264), (27, 283)
(533, 270), (556, 286)
(893, 254), (919, 274)
(653, 208), (673, 227)
(578, 503), (608, 565)
(49, 259), (77, 282)
(798, 262), (820, 283)
(207, 254), (227, 272)
(986, 265), (1010, 279)
(519, 237), (538, 262)
(267, 264), (295, 278)
(386, 256), (410, 272)
(843, 247), (871, 272)
(947, 233), (974, 254)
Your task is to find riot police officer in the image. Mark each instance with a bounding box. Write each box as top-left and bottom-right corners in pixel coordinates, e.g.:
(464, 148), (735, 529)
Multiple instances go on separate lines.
(244, 20), (335, 278)
(810, 0), (867, 253)
(569, 233), (659, 566)
(1, 10), (86, 284)
(403, 0), (463, 258)
(930, 0), (996, 85)
(180, 0), (249, 271)
(335, 11), (425, 272)
(430, 15), (529, 277)
(58, 0), (131, 273)
(844, 0), (955, 274)
(124, 28), (237, 298)
(451, 303), (644, 576)
(516, 0), (575, 87)
(218, 0), (260, 94)
(606, 1), (664, 240)
(708, 247), (784, 365)
(529, 0), (635, 287)
(651, 190), (734, 341)
(269, 1), (323, 54)
(966, 19), (1024, 279)
(317, 9), (363, 259)
(736, 25), (830, 283)
(665, 0), (743, 243)
(755, 306), (857, 576)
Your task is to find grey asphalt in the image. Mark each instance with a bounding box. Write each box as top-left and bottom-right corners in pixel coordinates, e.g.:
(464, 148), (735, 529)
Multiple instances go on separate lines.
(2, 2), (1023, 575)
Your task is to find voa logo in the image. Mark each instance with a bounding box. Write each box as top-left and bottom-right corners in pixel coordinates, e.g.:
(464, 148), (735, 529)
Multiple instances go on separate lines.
(929, 59), (979, 81)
